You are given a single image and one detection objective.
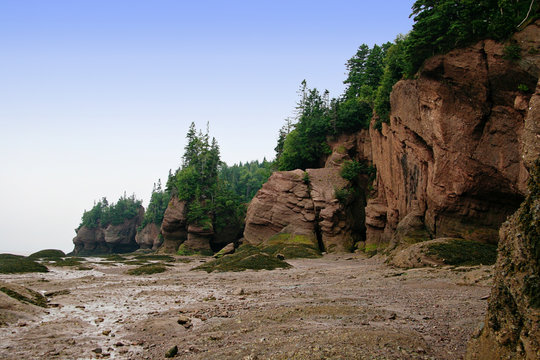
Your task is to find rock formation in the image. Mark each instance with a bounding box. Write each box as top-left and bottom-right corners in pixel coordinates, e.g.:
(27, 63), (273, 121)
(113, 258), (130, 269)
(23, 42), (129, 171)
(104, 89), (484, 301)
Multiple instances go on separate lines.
(466, 157), (539, 359)
(159, 196), (243, 254)
(243, 167), (366, 253)
(465, 57), (540, 358)
(72, 206), (144, 255)
(135, 223), (162, 250)
(364, 28), (539, 251)
(244, 22), (539, 256)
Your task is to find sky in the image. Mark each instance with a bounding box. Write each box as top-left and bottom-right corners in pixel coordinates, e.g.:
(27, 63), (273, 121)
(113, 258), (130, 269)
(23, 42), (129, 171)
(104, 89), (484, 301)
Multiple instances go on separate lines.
(0, 0), (415, 255)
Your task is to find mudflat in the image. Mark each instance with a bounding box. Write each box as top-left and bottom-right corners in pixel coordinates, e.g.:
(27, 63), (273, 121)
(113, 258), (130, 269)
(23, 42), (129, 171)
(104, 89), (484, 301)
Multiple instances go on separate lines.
(0, 254), (492, 360)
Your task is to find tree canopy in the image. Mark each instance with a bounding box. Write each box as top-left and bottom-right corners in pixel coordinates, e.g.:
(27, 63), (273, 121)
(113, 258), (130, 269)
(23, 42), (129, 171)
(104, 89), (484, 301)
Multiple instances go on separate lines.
(167, 123), (245, 232)
(274, 0), (538, 169)
(79, 193), (142, 230)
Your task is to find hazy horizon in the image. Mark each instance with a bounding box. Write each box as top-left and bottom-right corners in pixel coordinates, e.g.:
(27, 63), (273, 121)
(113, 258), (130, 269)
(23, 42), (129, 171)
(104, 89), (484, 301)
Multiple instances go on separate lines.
(0, 0), (414, 255)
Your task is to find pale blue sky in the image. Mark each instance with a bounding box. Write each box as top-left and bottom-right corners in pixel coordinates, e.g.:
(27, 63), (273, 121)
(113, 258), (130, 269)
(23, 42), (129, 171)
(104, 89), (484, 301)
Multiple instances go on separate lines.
(0, 0), (414, 254)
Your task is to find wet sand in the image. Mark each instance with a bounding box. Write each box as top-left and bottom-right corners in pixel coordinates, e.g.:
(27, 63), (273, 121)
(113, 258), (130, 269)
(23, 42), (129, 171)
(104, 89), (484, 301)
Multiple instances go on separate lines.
(0, 254), (492, 359)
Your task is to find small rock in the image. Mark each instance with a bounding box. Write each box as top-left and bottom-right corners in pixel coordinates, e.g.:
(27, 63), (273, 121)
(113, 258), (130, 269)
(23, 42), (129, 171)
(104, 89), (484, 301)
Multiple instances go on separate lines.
(115, 342), (124, 347)
(177, 316), (192, 329)
(480, 295), (489, 300)
(388, 313), (397, 320)
(165, 345), (178, 358)
(92, 348), (102, 354)
(95, 317), (104, 324)
(233, 288), (245, 296)
(276, 254), (285, 260)
(102, 330), (111, 336)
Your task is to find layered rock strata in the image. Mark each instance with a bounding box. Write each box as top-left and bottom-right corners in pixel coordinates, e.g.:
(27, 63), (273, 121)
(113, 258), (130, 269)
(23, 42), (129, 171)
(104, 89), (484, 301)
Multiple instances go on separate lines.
(243, 167), (365, 253)
(365, 30), (539, 249)
(159, 196), (242, 254)
(135, 223), (162, 250)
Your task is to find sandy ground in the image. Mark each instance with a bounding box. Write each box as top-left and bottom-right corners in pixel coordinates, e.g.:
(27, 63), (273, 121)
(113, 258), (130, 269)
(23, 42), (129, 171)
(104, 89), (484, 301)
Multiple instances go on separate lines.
(0, 254), (493, 360)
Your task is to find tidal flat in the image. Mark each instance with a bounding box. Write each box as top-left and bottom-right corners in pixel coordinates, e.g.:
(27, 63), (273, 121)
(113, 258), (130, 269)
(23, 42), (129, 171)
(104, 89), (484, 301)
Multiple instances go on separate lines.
(0, 254), (492, 359)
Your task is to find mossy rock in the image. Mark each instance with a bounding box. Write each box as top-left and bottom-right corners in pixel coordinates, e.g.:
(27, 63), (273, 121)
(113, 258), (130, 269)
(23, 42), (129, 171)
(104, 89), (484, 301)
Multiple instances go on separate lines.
(177, 244), (213, 257)
(0, 286), (48, 308)
(0, 254), (49, 274)
(193, 245), (291, 273)
(127, 263), (168, 275)
(364, 243), (382, 257)
(260, 233), (321, 259)
(27, 249), (66, 259)
(426, 239), (497, 266)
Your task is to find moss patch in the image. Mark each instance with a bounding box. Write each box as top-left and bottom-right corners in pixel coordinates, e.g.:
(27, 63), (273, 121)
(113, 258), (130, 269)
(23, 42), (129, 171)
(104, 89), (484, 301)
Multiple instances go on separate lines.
(364, 244), (380, 257)
(426, 239), (497, 266)
(177, 244), (213, 257)
(0, 287), (48, 308)
(260, 233), (321, 259)
(133, 254), (175, 262)
(127, 263), (168, 275)
(0, 254), (49, 274)
(193, 245), (291, 273)
(102, 254), (127, 261)
(28, 249), (66, 259)
(46, 257), (86, 267)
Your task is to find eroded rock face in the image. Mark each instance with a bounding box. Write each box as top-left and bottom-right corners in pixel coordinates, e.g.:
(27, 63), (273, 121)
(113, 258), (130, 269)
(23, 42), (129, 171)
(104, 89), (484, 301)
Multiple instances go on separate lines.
(159, 196), (242, 254)
(466, 159), (540, 360)
(365, 33), (539, 248)
(72, 206), (144, 255)
(135, 223), (162, 250)
(243, 167), (364, 252)
(159, 196), (188, 253)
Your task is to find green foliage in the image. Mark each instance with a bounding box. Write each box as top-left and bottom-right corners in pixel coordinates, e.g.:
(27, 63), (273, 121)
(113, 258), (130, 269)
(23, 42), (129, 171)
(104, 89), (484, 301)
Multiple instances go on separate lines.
(426, 239), (497, 266)
(193, 244), (292, 273)
(46, 257), (85, 267)
(127, 263), (168, 275)
(28, 249), (66, 259)
(334, 187), (356, 205)
(340, 160), (376, 182)
(133, 254), (175, 262)
(518, 83), (530, 93)
(219, 159), (273, 203)
(139, 180), (170, 230)
(176, 244), (213, 257)
(169, 122), (246, 238)
(260, 233), (322, 259)
(0, 254), (49, 274)
(79, 194), (142, 230)
(277, 81), (332, 170)
(302, 171), (310, 184)
(503, 41), (523, 60)
(404, 0), (537, 75)
(276, 44), (398, 168)
(0, 287), (48, 308)
(374, 36), (408, 127)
